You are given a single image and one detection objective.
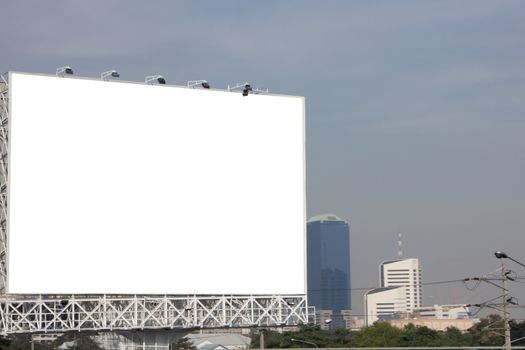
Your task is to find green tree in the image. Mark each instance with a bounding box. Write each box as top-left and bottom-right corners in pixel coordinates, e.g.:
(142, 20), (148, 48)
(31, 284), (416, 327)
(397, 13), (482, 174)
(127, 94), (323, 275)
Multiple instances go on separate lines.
(510, 320), (525, 346)
(0, 337), (10, 350)
(72, 335), (103, 350)
(3, 335), (54, 350)
(469, 314), (504, 346)
(171, 337), (197, 350)
(250, 324), (353, 349)
(331, 328), (351, 347)
(398, 324), (443, 347)
(442, 326), (476, 346)
(51, 333), (102, 350)
(350, 322), (403, 347)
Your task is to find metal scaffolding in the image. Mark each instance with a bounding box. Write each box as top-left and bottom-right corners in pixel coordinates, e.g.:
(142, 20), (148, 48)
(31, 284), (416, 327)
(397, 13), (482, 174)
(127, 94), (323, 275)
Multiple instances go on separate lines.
(0, 294), (309, 335)
(0, 73), (311, 336)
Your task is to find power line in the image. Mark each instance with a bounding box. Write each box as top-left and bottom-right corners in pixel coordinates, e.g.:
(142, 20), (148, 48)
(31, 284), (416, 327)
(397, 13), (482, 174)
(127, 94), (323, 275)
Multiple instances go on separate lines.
(307, 276), (525, 292)
(307, 278), (465, 292)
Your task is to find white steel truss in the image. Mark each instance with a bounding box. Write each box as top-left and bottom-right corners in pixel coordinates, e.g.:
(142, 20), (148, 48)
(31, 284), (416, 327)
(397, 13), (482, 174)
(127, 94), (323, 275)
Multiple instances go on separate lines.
(0, 294), (309, 335)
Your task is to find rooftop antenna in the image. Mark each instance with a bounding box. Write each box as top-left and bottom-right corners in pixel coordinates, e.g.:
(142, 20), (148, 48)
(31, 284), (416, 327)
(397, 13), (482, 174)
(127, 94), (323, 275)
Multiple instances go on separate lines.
(397, 233), (403, 259)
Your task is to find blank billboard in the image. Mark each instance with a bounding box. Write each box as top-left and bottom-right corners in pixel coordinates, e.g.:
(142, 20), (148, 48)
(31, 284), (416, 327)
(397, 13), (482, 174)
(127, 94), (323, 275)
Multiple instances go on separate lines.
(7, 72), (305, 294)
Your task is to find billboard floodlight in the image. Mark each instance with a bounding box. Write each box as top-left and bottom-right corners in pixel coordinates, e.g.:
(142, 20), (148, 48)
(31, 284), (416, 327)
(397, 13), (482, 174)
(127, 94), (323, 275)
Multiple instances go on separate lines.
(101, 70), (120, 81)
(228, 82), (253, 97)
(187, 80), (210, 89)
(145, 75), (166, 85)
(227, 83), (268, 96)
(56, 66), (74, 77)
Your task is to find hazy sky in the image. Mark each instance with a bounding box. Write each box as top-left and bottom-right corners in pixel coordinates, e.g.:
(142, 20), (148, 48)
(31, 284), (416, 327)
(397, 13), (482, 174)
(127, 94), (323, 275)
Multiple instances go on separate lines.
(2, 1), (525, 317)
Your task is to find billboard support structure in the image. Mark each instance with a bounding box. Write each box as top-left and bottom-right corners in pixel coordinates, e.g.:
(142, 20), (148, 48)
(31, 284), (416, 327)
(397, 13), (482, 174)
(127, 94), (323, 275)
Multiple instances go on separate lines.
(0, 294), (310, 335)
(0, 73), (8, 294)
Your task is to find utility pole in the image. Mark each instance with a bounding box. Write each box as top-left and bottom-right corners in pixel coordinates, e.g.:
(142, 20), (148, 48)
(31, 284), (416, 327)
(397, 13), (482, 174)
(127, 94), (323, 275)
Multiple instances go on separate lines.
(260, 329), (265, 349)
(502, 261), (511, 350)
(465, 252), (523, 350)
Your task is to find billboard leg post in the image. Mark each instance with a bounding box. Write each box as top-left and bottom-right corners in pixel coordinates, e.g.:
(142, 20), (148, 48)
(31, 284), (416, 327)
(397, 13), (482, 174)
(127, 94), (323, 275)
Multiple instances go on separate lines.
(260, 330), (265, 349)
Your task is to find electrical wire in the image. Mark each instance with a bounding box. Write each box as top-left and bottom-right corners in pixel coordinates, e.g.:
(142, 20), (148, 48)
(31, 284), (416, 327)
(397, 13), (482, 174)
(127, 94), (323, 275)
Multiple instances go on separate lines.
(307, 278), (465, 292)
(306, 276), (525, 292)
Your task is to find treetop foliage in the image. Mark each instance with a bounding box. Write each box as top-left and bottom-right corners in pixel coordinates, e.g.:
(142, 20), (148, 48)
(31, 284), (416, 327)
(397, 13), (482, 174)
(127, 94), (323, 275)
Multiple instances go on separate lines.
(250, 315), (525, 348)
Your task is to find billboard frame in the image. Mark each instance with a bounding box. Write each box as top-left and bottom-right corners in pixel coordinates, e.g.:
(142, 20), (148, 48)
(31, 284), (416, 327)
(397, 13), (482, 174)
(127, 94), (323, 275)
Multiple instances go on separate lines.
(0, 71), (310, 334)
(6, 71), (306, 295)
(0, 72), (8, 294)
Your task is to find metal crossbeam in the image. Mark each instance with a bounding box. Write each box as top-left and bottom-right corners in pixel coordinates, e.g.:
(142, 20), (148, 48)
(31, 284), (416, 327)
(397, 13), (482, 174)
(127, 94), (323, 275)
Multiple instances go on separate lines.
(0, 294), (308, 335)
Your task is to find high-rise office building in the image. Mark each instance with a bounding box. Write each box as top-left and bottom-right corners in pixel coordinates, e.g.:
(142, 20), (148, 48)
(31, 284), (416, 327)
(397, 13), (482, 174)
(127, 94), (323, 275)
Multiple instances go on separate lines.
(380, 258), (422, 312)
(307, 214), (351, 313)
(364, 258), (422, 326)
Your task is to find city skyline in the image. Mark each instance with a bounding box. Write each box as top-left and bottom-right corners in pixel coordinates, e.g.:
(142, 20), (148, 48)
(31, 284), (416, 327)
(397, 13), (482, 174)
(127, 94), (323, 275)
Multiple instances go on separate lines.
(2, 0), (524, 317)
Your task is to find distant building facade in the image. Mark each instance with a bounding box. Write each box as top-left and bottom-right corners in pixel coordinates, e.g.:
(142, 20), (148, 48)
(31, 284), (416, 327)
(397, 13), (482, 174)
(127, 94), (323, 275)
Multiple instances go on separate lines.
(307, 214), (351, 312)
(388, 304), (478, 332)
(388, 317), (477, 332)
(316, 309), (364, 330)
(316, 309), (336, 330)
(364, 258), (423, 326)
(341, 310), (366, 330)
(413, 304), (472, 319)
(380, 258), (422, 313)
(365, 260), (477, 330)
(365, 286), (407, 326)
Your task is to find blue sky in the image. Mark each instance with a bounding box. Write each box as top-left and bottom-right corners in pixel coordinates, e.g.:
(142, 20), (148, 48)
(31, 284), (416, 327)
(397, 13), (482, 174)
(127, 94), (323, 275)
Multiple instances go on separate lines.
(2, 0), (525, 316)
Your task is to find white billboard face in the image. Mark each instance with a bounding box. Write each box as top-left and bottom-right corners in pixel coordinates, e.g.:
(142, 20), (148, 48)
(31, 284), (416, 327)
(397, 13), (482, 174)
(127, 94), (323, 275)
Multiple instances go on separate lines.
(8, 72), (305, 295)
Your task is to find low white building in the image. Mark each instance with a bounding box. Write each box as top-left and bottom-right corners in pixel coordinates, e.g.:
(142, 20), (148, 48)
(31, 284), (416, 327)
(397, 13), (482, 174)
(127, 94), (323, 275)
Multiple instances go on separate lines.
(414, 304), (472, 319)
(366, 303), (478, 332)
(365, 286), (407, 326)
(388, 317), (478, 332)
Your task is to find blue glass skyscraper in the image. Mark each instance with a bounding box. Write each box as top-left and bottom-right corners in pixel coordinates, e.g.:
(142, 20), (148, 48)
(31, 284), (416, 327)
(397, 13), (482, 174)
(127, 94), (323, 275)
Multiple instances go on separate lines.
(307, 214), (351, 312)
